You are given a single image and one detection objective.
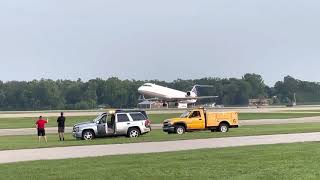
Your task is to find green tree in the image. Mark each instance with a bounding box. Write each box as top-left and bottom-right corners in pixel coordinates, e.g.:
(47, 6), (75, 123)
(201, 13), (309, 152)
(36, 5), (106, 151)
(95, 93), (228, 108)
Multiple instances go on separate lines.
(243, 73), (266, 98)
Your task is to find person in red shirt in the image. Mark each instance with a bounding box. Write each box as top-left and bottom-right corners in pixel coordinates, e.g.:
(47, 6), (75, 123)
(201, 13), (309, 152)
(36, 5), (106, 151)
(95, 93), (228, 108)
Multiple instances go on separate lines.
(35, 116), (49, 143)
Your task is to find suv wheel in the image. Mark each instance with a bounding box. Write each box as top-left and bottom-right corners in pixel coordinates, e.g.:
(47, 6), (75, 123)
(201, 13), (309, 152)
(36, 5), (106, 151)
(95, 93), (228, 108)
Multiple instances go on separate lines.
(82, 130), (95, 140)
(219, 123), (229, 133)
(127, 128), (141, 138)
(175, 125), (185, 135)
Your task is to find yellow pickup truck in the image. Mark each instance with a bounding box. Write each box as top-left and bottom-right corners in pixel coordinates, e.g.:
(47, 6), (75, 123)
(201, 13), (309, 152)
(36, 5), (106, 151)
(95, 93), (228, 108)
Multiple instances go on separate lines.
(163, 108), (239, 134)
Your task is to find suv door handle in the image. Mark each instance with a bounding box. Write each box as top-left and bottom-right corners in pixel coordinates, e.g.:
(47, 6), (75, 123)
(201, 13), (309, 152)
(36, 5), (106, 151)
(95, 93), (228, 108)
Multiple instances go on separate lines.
(127, 123), (131, 125)
(199, 119), (202, 120)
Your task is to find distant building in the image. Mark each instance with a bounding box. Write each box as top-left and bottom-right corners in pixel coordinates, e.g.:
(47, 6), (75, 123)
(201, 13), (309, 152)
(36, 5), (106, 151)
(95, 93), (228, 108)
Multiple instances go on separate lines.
(137, 101), (163, 109)
(248, 98), (271, 106)
(137, 101), (191, 109)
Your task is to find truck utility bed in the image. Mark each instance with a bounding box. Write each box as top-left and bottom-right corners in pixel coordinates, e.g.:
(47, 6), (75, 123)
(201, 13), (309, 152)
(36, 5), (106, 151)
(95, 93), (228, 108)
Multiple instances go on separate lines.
(205, 112), (238, 127)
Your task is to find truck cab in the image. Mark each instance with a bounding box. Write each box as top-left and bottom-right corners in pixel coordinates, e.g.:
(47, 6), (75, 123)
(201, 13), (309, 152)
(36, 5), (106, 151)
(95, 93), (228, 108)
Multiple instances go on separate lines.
(163, 108), (239, 134)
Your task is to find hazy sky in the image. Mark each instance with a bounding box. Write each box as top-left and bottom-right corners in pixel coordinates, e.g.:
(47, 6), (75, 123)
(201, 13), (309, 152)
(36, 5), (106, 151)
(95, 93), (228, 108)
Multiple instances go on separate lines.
(0, 0), (320, 85)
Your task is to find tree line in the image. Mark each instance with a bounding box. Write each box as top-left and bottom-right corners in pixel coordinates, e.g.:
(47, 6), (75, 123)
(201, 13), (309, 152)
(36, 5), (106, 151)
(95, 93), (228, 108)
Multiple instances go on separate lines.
(0, 74), (319, 110)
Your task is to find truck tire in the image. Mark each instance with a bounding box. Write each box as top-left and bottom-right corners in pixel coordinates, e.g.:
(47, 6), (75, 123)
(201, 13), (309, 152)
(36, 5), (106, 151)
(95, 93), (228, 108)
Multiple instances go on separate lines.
(127, 128), (141, 138)
(218, 123), (229, 133)
(175, 125), (185, 135)
(82, 130), (95, 140)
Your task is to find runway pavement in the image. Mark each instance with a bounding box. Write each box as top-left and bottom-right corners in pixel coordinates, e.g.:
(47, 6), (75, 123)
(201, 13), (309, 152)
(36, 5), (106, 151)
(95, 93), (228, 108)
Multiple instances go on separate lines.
(1, 116), (320, 136)
(1, 105), (320, 118)
(1, 132), (320, 164)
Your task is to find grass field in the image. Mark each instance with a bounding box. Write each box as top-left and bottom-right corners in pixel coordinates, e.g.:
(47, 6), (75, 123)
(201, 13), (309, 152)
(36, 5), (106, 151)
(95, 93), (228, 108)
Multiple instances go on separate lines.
(0, 116), (97, 129)
(1, 142), (320, 179)
(0, 112), (320, 129)
(1, 122), (320, 151)
(0, 114), (181, 129)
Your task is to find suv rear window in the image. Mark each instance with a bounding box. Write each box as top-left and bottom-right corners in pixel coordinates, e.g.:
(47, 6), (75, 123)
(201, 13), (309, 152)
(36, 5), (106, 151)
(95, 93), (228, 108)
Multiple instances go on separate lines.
(130, 113), (146, 121)
(117, 114), (130, 122)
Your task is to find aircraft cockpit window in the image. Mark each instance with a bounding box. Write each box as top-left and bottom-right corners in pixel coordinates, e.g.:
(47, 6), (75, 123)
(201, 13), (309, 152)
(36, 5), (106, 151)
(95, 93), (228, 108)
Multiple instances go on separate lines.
(143, 84), (152, 87)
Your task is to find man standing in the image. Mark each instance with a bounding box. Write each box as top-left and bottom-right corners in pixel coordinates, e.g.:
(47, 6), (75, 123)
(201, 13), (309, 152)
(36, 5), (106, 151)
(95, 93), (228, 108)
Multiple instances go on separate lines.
(35, 116), (48, 143)
(57, 112), (65, 141)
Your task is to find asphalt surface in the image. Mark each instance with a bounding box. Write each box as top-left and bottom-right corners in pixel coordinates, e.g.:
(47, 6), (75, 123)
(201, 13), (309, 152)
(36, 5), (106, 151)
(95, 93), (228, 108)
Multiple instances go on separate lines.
(239, 116), (320, 125)
(1, 116), (320, 136)
(1, 132), (320, 164)
(2, 105), (320, 118)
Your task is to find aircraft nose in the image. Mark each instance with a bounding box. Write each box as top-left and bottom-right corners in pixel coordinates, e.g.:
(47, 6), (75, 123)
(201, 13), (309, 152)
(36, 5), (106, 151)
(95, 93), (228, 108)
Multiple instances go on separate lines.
(138, 86), (144, 93)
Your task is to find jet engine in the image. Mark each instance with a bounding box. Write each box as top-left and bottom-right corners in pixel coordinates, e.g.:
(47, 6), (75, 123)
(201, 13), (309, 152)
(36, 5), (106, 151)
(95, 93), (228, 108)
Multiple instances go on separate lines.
(186, 91), (197, 97)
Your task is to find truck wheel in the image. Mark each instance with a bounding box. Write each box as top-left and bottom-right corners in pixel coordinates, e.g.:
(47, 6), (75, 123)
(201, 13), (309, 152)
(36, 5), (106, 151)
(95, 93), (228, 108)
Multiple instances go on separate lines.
(175, 125), (185, 135)
(82, 130), (95, 140)
(219, 123), (229, 133)
(127, 128), (141, 138)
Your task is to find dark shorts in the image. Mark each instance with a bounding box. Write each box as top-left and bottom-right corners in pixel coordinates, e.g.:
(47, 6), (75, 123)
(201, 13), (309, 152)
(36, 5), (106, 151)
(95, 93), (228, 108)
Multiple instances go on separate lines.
(58, 127), (65, 133)
(37, 129), (46, 136)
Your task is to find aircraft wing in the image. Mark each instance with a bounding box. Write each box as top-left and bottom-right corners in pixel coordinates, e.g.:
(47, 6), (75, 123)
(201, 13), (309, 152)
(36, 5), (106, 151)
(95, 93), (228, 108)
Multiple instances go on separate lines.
(141, 97), (160, 101)
(138, 95), (160, 101)
(139, 94), (218, 102)
(169, 96), (218, 101)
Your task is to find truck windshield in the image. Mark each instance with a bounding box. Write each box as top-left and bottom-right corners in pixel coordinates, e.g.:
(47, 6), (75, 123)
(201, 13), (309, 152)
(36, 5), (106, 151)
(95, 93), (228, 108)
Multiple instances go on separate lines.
(180, 111), (190, 118)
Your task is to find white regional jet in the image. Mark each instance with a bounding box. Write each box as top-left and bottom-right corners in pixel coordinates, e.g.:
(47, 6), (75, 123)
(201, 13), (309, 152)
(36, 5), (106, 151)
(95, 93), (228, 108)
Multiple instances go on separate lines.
(138, 83), (217, 108)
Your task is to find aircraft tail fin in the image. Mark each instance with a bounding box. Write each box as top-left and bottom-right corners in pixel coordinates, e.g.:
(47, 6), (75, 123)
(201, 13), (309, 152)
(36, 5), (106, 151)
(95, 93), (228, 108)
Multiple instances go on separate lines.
(190, 85), (214, 97)
(191, 86), (199, 96)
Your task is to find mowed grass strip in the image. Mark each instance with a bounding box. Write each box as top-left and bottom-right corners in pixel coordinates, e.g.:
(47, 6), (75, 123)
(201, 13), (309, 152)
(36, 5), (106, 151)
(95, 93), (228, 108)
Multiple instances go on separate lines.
(0, 114), (164, 129)
(0, 116), (96, 129)
(1, 112), (320, 129)
(0, 114), (180, 129)
(1, 122), (320, 151)
(153, 113), (320, 122)
(149, 113), (181, 123)
(1, 142), (320, 180)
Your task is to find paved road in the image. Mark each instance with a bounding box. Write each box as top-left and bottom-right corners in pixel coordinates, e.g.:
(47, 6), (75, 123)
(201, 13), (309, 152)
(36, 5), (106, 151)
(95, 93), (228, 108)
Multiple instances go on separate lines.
(239, 116), (320, 125)
(1, 116), (320, 136)
(1, 132), (320, 164)
(2, 105), (320, 118)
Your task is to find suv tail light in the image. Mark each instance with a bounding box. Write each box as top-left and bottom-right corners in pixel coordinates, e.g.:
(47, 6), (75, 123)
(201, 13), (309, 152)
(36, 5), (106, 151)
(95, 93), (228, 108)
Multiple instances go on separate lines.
(145, 120), (151, 127)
